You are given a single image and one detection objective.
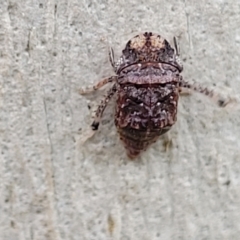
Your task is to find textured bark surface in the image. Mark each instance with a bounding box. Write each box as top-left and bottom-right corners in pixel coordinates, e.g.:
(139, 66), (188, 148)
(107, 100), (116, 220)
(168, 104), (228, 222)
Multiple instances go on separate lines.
(1, 1), (240, 239)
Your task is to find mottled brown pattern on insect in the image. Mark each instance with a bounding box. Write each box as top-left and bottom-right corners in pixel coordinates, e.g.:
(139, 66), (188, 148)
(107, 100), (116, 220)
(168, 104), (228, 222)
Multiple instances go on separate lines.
(80, 32), (230, 159)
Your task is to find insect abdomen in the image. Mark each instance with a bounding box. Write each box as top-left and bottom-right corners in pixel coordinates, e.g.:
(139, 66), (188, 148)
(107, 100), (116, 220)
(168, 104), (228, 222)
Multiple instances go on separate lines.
(118, 127), (169, 159)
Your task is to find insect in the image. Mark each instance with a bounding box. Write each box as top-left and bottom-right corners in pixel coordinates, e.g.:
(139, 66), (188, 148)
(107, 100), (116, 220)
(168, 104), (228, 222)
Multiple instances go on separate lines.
(80, 32), (229, 159)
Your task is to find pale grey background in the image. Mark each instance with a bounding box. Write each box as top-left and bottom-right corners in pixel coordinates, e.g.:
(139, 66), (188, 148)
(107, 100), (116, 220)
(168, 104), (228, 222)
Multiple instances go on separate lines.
(1, 0), (240, 239)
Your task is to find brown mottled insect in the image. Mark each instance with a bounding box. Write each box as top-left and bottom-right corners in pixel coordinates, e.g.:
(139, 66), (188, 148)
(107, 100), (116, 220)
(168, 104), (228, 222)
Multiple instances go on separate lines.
(80, 32), (229, 159)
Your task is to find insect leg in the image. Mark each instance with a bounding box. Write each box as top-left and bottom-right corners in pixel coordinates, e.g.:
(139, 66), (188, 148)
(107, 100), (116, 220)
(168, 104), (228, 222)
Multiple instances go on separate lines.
(173, 37), (180, 56)
(109, 47), (118, 73)
(109, 47), (115, 68)
(79, 76), (117, 94)
(173, 37), (183, 70)
(179, 78), (230, 107)
(91, 83), (117, 130)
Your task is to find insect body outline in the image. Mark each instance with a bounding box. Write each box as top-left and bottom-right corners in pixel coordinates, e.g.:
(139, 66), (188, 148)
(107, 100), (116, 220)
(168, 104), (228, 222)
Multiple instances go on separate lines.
(80, 32), (229, 159)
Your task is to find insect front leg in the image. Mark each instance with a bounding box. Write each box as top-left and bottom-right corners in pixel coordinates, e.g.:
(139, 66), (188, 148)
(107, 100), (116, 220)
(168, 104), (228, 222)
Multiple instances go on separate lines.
(109, 47), (115, 68)
(179, 78), (231, 107)
(109, 47), (118, 73)
(173, 37), (180, 56)
(79, 76), (117, 94)
(91, 84), (117, 130)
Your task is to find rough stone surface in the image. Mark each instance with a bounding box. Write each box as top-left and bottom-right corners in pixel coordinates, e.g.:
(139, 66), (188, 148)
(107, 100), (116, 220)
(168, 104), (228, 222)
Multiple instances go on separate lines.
(1, 0), (240, 239)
